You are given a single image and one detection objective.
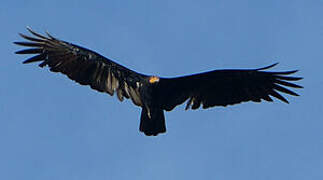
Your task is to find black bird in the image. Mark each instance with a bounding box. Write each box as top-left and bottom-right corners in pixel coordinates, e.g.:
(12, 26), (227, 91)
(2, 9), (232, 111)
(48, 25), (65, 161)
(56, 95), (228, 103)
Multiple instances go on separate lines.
(15, 28), (303, 136)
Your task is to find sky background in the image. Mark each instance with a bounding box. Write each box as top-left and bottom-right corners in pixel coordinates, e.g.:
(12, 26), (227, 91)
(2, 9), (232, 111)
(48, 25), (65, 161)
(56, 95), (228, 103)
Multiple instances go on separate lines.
(1, 0), (322, 179)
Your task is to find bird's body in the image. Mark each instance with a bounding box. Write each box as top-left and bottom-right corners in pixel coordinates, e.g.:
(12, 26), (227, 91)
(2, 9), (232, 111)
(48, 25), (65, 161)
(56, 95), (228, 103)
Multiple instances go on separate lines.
(15, 28), (303, 136)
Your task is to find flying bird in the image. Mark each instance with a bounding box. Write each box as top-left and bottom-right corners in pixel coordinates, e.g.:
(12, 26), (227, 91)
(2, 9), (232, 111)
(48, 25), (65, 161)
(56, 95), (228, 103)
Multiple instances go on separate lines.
(15, 28), (303, 136)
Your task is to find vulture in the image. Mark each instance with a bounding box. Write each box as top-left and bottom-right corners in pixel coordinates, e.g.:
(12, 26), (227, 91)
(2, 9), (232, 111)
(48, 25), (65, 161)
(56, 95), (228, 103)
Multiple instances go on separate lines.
(15, 27), (303, 136)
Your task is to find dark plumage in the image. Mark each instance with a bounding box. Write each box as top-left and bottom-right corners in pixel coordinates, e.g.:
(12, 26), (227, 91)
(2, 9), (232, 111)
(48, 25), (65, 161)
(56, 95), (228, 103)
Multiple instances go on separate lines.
(15, 28), (303, 136)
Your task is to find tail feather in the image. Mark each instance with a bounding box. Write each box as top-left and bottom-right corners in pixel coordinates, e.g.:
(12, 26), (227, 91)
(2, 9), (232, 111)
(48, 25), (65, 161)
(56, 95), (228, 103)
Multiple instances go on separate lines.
(140, 107), (166, 136)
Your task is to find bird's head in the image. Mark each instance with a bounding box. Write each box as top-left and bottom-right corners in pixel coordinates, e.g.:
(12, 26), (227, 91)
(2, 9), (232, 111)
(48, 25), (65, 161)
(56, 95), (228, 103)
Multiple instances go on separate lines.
(148, 76), (160, 84)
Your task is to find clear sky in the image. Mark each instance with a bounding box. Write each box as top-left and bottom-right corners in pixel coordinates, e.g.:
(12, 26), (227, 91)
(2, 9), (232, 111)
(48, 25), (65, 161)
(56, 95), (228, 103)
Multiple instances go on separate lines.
(1, 0), (322, 180)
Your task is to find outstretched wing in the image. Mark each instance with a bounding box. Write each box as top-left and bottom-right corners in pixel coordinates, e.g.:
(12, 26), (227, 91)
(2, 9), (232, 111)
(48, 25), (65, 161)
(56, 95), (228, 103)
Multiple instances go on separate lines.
(15, 27), (145, 106)
(156, 64), (302, 111)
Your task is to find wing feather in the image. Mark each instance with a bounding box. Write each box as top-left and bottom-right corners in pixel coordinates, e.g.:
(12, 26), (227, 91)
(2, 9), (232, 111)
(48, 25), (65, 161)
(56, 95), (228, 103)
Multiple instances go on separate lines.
(15, 48), (43, 54)
(15, 28), (146, 107)
(157, 64), (302, 111)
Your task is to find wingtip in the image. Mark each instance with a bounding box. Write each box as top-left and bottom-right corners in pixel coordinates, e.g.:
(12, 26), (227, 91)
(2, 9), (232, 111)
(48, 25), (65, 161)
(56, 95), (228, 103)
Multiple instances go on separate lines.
(26, 26), (34, 35)
(296, 77), (303, 81)
(257, 63), (279, 71)
(24, 26), (49, 39)
(45, 30), (56, 40)
(280, 96), (290, 104)
(18, 33), (25, 38)
(13, 41), (20, 45)
(26, 26), (33, 32)
(14, 49), (22, 54)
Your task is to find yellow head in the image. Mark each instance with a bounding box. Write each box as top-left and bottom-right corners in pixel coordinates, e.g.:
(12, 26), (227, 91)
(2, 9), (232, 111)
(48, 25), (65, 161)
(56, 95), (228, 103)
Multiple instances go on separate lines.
(149, 76), (160, 84)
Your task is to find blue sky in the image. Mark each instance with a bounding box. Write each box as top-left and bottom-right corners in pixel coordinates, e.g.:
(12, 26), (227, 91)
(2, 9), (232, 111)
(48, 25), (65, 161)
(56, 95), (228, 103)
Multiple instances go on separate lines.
(1, 0), (322, 179)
